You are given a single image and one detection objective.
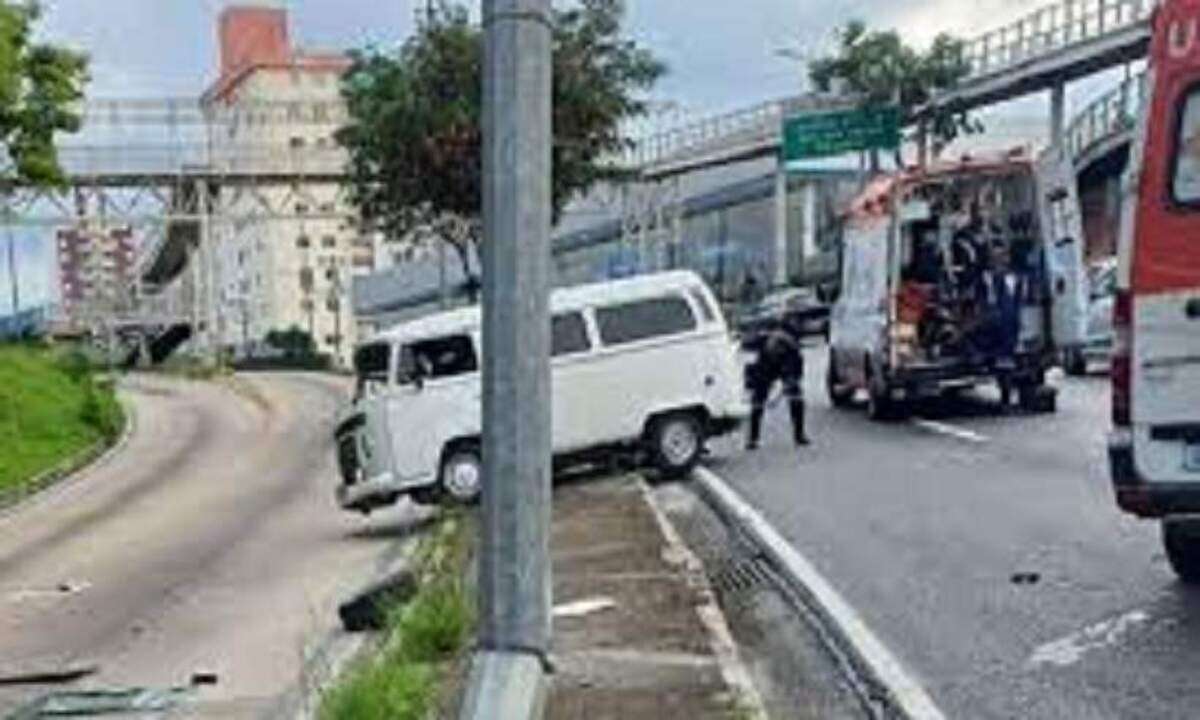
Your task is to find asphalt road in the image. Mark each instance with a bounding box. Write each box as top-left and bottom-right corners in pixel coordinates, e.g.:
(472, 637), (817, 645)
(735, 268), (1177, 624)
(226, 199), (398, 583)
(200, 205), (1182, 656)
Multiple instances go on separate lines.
(707, 348), (1199, 719)
(0, 373), (421, 719)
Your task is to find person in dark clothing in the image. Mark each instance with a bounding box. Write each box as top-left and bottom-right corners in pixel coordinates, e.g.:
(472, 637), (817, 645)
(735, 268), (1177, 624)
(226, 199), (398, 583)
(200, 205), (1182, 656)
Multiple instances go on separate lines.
(743, 318), (809, 450)
(976, 243), (1024, 410)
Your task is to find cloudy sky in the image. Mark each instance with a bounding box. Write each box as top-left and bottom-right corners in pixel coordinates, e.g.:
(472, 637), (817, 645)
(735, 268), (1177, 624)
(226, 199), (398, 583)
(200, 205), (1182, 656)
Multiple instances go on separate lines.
(1, 0), (1127, 313)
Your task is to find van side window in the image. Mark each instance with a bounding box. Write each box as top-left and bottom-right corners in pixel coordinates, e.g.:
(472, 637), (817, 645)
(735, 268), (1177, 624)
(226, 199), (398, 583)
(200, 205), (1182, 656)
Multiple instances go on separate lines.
(1173, 87), (1200, 204)
(398, 335), (477, 384)
(552, 312), (591, 357)
(688, 288), (717, 323)
(595, 296), (697, 346)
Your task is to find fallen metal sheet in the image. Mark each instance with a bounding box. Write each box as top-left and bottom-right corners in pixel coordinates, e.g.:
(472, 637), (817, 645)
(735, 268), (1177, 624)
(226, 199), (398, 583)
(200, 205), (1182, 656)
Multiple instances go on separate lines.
(5, 687), (193, 718)
(0, 665), (98, 687)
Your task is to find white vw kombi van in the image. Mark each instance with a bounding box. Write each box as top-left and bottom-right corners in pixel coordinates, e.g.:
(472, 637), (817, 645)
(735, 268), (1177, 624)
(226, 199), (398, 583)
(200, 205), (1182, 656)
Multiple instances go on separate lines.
(335, 270), (748, 512)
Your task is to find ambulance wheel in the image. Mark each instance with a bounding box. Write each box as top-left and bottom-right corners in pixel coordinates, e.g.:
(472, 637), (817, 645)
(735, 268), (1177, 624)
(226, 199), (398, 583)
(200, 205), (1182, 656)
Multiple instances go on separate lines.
(1164, 519), (1200, 584)
(827, 353), (854, 409)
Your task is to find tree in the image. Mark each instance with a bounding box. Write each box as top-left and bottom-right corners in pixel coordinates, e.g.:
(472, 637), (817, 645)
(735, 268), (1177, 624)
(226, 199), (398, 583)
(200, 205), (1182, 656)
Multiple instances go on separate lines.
(265, 326), (317, 359)
(0, 2), (89, 186)
(808, 21), (979, 167)
(336, 0), (665, 280)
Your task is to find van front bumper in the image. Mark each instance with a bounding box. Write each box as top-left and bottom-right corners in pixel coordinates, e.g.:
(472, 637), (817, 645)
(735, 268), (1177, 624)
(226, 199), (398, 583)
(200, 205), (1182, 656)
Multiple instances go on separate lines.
(1109, 434), (1200, 518)
(337, 471), (402, 511)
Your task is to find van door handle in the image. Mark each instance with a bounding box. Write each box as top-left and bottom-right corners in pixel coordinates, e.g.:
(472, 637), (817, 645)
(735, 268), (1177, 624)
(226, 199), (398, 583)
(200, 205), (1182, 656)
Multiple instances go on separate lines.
(1186, 298), (1200, 320)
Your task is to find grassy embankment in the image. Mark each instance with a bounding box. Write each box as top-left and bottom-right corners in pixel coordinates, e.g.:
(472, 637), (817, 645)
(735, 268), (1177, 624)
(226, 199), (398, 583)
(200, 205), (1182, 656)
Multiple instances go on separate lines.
(0, 343), (124, 497)
(319, 516), (475, 720)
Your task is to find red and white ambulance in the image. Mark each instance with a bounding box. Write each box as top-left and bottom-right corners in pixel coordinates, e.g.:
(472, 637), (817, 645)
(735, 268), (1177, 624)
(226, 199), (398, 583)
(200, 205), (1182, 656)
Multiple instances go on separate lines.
(1110, 0), (1200, 580)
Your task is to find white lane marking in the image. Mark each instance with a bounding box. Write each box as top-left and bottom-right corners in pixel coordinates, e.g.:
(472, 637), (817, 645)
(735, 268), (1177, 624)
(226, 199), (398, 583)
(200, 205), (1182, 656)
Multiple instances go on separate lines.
(552, 597), (617, 619)
(694, 467), (947, 720)
(912, 419), (990, 445)
(1028, 610), (1150, 669)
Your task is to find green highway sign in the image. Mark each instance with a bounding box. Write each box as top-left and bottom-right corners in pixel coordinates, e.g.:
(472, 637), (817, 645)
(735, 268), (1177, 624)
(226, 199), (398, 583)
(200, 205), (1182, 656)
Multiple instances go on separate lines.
(782, 106), (902, 162)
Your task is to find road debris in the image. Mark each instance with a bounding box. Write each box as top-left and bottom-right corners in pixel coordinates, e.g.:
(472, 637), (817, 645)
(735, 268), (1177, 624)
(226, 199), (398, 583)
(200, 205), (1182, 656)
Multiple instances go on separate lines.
(6, 687), (193, 718)
(337, 569), (418, 632)
(552, 597), (617, 619)
(0, 665), (97, 687)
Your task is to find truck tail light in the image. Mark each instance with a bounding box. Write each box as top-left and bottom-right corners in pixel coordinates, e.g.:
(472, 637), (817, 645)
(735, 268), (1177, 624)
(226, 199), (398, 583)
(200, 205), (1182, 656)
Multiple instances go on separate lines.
(1112, 290), (1133, 428)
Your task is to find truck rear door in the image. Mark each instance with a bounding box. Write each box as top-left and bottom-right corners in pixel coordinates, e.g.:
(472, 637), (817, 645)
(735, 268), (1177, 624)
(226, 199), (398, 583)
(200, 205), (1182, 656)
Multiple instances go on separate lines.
(1036, 152), (1089, 350)
(1128, 1), (1200, 483)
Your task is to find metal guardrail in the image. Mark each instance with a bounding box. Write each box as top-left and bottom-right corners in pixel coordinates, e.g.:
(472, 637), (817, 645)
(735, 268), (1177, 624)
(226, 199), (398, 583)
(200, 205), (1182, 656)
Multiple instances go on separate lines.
(962, 0), (1156, 80)
(623, 0), (1157, 173)
(622, 99), (788, 169)
(48, 143), (349, 180)
(1066, 69), (1148, 163)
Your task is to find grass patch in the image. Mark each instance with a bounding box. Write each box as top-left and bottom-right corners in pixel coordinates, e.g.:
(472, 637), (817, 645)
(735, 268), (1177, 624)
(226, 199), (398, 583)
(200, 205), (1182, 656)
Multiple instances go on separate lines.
(0, 342), (124, 496)
(319, 515), (475, 720)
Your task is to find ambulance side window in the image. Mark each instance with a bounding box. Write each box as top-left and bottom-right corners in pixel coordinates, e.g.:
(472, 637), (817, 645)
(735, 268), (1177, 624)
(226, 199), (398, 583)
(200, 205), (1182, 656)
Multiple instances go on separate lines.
(1172, 86), (1200, 205)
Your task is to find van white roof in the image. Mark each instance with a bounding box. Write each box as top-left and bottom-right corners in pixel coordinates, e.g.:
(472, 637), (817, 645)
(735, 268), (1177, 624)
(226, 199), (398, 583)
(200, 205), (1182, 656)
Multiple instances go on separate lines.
(366, 270), (710, 345)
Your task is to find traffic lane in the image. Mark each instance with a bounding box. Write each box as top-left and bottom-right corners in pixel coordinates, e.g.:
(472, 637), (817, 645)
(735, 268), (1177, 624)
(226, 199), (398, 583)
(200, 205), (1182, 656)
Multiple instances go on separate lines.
(0, 373), (417, 717)
(707, 350), (1192, 719)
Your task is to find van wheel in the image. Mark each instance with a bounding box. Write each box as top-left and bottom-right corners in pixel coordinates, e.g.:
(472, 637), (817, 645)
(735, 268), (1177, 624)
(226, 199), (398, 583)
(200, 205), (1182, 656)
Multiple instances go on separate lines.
(440, 444), (483, 505)
(647, 413), (704, 479)
(1163, 519), (1200, 583)
(827, 352), (854, 409)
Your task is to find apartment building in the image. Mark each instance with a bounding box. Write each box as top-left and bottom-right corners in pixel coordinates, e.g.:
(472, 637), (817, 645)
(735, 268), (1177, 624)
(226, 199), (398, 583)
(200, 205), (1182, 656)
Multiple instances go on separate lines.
(200, 5), (377, 366)
(56, 223), (137, 330)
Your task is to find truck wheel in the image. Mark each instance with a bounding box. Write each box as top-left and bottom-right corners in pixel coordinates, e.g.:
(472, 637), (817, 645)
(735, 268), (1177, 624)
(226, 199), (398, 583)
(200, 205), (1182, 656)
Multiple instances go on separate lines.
(647, 413), (704, 479)
(440, 444), (483, 505)
(1064, 349), (1087, 377)
(1019, 384), (1058, 414)
(827, 353), (854, 409)
(866, 366), (906, 422)
(1163, 519), (1200, 583)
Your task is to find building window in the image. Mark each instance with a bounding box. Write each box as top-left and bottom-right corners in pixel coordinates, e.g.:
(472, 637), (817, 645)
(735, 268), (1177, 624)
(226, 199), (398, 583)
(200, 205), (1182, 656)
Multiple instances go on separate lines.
(319, 202), (336, 214)
(1173, 85), (1200, 205)
(299, 267), (314, 292)
(297, 236), (311, 249)
(322, 235), (336, 248)
(290, 137), (306, 149)
(326, 297), (340, 312)
(313, 102), (329, 122)
(325, 267), (338, 281)
(295, 204), (309, 215)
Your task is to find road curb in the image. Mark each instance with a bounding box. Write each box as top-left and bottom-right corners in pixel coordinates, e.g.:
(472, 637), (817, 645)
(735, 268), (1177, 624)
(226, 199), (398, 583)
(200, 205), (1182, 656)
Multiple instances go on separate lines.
(638, 477), (769, 719)
(692, 466), (947, 720)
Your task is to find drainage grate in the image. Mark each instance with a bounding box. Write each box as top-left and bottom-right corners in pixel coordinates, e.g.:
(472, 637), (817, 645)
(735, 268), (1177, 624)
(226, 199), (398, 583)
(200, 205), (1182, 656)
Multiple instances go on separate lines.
(709, 555), (773, 596)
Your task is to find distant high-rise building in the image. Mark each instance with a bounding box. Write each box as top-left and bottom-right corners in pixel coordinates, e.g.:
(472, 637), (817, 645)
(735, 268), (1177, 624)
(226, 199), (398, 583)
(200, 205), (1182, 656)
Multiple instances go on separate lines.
(56, 224), (138, 329)
(199, 5), (379, 367)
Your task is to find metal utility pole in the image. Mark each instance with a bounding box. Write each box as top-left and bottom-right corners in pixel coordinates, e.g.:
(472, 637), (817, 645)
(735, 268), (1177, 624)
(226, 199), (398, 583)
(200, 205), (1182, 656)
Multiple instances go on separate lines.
(5, 227), (17, 315)
(4, 196), (17, 315)
(461, 0), (552, 717)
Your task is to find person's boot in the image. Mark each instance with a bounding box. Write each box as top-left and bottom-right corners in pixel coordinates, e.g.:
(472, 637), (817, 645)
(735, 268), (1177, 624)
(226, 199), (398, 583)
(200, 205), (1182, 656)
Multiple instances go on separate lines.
(747, 408), (763, 451)
(790, 400), (811, 446)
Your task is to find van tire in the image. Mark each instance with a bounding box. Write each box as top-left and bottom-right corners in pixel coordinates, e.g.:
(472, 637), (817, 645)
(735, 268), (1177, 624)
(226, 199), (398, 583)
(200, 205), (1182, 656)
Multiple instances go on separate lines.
(440, 444), (483, 506)
(1163, 519), (1200, 583)
(827, 352), (854, 409)
(647, 413), (704, 479)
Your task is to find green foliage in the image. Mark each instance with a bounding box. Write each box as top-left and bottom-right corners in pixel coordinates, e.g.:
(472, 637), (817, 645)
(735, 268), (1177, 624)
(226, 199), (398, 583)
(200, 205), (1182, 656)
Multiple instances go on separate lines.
(265, 325), (318, 359)
(808, 20), (981, 159)
(0, 1), (89, 186)
(336, 0), (665, 268)
(0, 344), (122, 494)
(319, 518), (473, 720)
